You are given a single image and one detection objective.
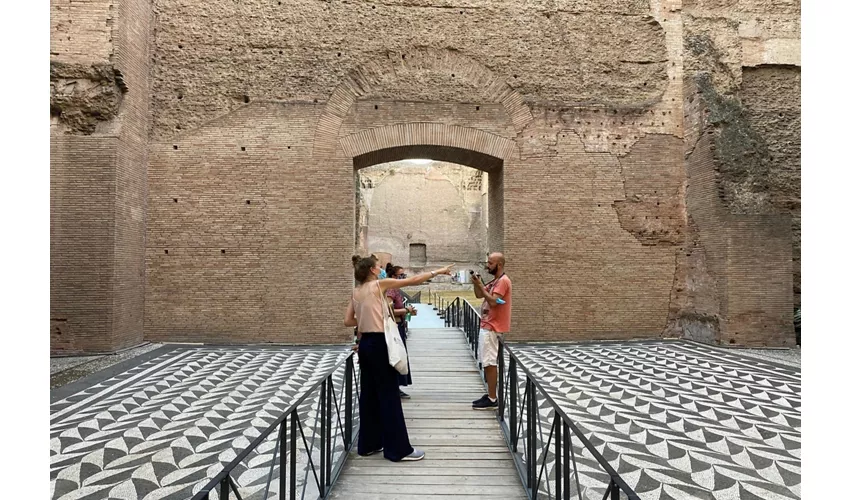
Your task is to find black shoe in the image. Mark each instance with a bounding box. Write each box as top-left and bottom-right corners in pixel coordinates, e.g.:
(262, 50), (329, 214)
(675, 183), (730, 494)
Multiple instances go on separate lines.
(361, 447), (383, 456)
(399, 390), (411, 400)
(472, 395), (498, 410)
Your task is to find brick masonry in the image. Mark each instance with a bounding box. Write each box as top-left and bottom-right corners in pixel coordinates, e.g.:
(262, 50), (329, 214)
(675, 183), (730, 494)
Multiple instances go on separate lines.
(50, 0), (152, 353)
(50, 0), (800, 352)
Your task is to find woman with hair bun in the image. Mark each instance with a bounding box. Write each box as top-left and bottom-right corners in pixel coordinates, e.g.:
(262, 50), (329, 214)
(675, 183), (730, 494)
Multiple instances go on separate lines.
(345, 255), (453, 462)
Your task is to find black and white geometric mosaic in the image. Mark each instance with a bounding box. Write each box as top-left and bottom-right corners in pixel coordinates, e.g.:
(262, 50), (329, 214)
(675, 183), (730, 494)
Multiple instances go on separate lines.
(508, 340), (801, 500)
(50, 346), (354, 500)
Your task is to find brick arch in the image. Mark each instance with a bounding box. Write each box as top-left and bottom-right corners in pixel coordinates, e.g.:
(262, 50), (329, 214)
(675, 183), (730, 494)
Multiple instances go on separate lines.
(340, 123), (516, 172)
(313, 47), (532, 158)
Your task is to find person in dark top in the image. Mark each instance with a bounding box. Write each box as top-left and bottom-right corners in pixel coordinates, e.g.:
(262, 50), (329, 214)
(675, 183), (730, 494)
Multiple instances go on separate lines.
(386, 263), (416, 398)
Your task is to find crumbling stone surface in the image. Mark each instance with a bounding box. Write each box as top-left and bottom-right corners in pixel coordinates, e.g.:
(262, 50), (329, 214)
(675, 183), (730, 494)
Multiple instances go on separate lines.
(739, 65), (800, 307)
(681, 0), (800, 330)
(683, 22), (741, 96)
(150, 0), (668, 139)
(613, 134), (686, 246)
(663, 216), (723, 340)
(687, 68), (800, 308)
(693, 72), (773, 214)
(50, 61), (126, 134)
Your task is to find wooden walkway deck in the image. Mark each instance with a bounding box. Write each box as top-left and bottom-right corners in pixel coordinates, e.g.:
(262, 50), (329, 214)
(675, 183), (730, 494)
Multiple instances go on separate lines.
(330, 326), (527, 500)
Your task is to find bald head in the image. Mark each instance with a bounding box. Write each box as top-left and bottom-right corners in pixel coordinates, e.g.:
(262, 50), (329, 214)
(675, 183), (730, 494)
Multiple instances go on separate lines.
(490, 252), (505, 266)
(485, 252), (505, 275)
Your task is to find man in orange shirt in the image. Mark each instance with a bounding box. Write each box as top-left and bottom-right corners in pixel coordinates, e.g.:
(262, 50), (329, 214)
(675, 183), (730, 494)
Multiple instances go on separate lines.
(470, 252), (512, 410)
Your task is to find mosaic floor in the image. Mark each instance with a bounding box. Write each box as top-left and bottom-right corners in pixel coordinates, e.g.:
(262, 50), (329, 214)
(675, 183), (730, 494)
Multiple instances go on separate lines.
(50, 346), (354, 500)
(51, 337), (801, 500)
(508, 341), (801, 500)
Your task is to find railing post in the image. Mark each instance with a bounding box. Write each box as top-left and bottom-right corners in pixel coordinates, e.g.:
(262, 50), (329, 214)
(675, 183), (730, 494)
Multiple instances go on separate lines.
(344, 357), (353, 450)
(473, 315), (479, 360)
(290, 412), (297, 500)
(326, 378), (333, 491)
(612, 482), (621, 500)
(555, 412), (561, 500)
(319, 381), (326, 498)
(280, 419), (287, 500)
(526, 377), (536, 498)
(509, 357), (517, 451)
(497, 340), (505, 420)
(565, 422), (571, 500)
(220, 475), (231, 500)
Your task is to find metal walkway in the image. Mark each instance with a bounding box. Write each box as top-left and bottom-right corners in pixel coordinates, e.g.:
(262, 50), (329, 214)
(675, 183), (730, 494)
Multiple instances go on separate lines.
(329, 315), (526, 499)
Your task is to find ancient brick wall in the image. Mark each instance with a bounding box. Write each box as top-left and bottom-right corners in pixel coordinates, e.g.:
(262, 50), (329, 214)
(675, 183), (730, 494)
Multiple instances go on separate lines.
(50, 0), (152, 353)
(505, 128), (682, 341)
(677, 0), (799, 345)
(683, 0), (801, 313)
(112, 0), (153, 350)
(52, 0), (799, 350)
(681, 77), (795, 347)
(145, 104), (353, 343)
(50, 137), (117, 352)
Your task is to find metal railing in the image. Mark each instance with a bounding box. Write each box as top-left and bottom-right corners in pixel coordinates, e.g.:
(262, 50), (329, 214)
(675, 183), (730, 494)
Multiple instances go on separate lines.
(191, 354), (359, 500)
(442, 296), (480, 358)
(439, 297), (640, 500)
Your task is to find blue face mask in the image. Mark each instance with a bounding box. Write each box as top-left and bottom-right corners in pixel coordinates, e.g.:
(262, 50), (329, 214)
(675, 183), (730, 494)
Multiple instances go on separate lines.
(378, 269), (387, 279)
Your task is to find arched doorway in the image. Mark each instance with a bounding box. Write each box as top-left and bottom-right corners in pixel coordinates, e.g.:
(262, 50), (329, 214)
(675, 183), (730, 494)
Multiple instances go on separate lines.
(352, 143), (506, 261)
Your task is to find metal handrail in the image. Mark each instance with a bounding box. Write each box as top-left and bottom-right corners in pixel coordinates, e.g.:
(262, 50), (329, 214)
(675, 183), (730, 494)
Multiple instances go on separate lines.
(191, 353), (359, 500)
(437, 298), (640, 500)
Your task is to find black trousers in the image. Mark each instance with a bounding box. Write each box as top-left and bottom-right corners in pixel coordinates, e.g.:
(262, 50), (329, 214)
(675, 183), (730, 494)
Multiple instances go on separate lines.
(398, 322), (412, 387)
(357, 332), (414, 461)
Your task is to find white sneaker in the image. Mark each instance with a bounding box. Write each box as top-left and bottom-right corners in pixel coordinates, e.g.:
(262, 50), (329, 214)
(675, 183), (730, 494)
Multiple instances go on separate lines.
(400, 449), (425, 461)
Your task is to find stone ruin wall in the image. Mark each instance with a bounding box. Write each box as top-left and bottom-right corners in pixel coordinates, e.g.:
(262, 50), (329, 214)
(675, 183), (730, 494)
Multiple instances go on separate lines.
(676, 0), (799, 346)
(49, 0), (800, 352)
(356, 161), (488, 273)
(50, 0), (153, 353)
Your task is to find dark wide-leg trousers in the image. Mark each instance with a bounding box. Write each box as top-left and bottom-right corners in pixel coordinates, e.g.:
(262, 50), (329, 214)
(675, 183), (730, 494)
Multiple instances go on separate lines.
(357, 332), (414, 462)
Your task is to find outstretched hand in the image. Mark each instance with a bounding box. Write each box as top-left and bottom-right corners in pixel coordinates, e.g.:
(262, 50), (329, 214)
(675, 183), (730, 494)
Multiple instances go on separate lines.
(438, 264), (455, 276)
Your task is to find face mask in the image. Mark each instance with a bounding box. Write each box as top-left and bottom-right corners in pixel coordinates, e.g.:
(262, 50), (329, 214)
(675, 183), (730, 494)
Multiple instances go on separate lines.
(379, 269), (387, 279)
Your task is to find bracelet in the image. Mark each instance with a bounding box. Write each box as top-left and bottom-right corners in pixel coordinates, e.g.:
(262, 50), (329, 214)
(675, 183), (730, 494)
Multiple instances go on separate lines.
(430, 271), (435, 277)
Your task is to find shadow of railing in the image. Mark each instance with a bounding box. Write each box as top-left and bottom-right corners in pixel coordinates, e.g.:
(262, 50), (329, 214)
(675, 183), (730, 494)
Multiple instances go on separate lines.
(191, 354), (359, 500)
(440, 297), (640, 500)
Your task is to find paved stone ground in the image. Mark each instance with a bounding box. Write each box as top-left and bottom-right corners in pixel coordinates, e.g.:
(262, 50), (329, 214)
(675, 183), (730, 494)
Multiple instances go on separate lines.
(49, 311), (800, 500)
(50, 345), (355, 500)
(507, 340), (801, 500)
(733, 347), (800, 368)
(51, 344), (165, 389)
